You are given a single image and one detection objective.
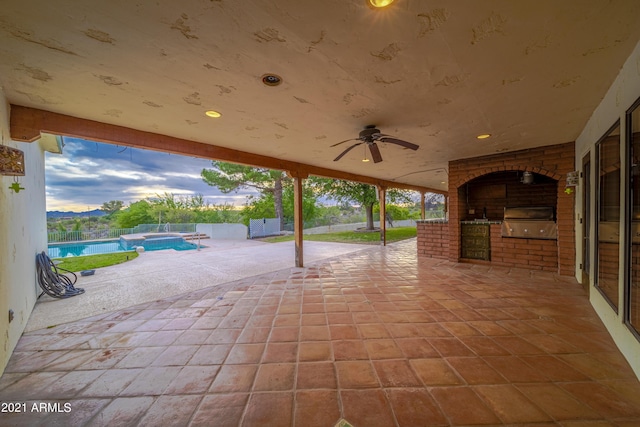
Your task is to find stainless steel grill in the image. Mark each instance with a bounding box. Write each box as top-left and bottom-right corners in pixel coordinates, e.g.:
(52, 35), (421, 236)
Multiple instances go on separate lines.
(501, 206), (557, 240)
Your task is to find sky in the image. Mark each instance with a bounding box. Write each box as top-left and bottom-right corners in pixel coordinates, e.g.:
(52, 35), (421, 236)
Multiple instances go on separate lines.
(45, 137), (257, 212)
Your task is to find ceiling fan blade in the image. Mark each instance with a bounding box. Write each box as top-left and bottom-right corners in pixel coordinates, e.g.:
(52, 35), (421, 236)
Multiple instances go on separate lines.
(331, 138), (358, 147)
(369, 143), (383, 163)
(378, 137), (419, 150)
(334, 142), (363, 161)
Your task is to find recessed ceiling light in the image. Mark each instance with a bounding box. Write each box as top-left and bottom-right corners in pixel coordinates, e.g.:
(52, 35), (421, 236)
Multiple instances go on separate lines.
(205, 110), (221, 118)
(369, 0), (394, 8)
(261, 74), (282, 86)
(476, 134), (491, 139)
(441, 181), (446, 184)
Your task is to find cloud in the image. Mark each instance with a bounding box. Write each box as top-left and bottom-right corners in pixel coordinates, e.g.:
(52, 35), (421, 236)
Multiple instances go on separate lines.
(45, 138), (258, 211)
(122, 185), (198, 198)
(100, 169), (166, 181)
(163, 172), (204, 180)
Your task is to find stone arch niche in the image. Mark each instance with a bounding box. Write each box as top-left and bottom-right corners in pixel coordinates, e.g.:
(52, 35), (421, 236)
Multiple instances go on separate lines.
(446, 142), (576, 275)
(458, 170), (559, 222)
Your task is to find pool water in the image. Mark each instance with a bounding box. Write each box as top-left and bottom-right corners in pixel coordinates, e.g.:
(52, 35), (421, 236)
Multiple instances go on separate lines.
(48, 238), (199, 258)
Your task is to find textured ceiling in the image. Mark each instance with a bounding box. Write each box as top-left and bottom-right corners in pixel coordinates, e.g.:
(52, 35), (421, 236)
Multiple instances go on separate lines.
(1, 0), (640, 191)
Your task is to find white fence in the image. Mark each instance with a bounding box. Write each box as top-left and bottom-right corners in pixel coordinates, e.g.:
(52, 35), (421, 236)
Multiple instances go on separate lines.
(249, 218), (281, 239)
(302, 219), (418, 235)
(196, 223), (248, 240)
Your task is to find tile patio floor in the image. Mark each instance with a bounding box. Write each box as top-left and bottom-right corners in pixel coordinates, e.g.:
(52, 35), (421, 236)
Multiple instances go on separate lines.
(1, 239), (640, 426)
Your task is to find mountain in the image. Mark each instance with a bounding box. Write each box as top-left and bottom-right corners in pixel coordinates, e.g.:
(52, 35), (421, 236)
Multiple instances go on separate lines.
(47, 209), (106, 219)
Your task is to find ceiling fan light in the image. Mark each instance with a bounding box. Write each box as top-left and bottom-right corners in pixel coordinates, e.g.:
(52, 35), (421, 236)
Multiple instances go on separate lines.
(369, 0), (394, 8)
(362, 144), (370, 162)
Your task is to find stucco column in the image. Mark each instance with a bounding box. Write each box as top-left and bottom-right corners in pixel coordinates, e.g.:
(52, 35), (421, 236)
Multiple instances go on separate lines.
(420, 191), (425, 220)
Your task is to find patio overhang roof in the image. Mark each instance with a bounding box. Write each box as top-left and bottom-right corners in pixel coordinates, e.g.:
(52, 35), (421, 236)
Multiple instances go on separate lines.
(1, 0), (639, 192)
(10, 105), (440, 194)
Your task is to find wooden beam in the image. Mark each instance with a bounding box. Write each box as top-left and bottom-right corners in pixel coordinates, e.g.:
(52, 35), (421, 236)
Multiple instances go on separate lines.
(378, 186), (387, 247)
(444, 195), (448, 218)
(292, 174), (306, 268)
(10, 105), (446, 196)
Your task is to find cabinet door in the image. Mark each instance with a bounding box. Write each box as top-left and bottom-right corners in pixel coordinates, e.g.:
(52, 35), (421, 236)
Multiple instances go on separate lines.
(462, 224), (490, 237)
(461, 224), (490, 260)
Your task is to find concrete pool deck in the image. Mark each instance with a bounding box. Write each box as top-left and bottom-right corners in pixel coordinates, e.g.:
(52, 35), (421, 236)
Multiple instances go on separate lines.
(27, 239), (374, 332)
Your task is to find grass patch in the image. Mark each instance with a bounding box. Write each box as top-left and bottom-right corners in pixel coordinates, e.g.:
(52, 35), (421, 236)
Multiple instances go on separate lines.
(53, 251), (139, 272)
(261, 226), (417, 244)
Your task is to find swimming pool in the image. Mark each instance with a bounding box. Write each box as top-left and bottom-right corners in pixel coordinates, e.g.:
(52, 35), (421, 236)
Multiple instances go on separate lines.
(48, 237), (199, 258)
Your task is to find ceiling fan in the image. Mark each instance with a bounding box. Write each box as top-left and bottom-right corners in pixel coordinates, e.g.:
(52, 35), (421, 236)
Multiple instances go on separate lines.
(331, 125), (419, 163)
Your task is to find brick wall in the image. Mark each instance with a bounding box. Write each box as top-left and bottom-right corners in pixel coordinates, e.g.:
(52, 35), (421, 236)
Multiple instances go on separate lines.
(448, 142), (576, 275)
(417, 222), (449, 259)
(490, 224), (559, 271)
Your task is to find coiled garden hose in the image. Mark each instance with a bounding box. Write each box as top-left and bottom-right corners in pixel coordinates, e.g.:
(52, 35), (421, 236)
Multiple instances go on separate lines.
(35, 251), (85, 299)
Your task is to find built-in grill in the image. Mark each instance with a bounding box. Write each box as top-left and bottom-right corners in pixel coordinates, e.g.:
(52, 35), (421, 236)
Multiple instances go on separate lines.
(501, 206), (557, 240)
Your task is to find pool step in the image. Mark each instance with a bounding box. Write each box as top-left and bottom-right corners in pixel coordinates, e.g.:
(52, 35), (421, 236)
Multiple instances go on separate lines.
(183, 233), (209, 241)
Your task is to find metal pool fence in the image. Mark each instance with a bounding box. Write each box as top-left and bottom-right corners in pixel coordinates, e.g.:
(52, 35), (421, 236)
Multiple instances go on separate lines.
(48, 228), (134, 243)
(47, 223), (198, 243)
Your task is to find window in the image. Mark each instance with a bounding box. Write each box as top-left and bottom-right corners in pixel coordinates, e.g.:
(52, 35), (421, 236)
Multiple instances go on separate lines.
(596, 122), (621, 311)
(627, 99), (640, 336)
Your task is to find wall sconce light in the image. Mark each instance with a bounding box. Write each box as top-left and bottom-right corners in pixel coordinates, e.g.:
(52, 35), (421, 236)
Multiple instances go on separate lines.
(521, 171), (534, 184)
(566, 171), (579, 187)
(0, 145), (25, 176)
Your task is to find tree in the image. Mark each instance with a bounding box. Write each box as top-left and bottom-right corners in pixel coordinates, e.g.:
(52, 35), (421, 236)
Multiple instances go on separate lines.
(373, 203), (412, 222)
(309, 178), (414, 230)
(114, 200), (155, 228)
(196, 203), (242, 224)
(149, 193), (205, 224)
(201, 162), (289, 230)
(101, 200), (124, 216)
(281, 184), (317, 226)
(241, 184), (317, 227)
(425, 192), (445, 210)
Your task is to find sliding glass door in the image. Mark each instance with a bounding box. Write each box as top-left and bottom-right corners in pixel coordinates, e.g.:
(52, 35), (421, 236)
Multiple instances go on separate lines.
(596, 122), (621, 311)
(627, 100), (640, 336)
